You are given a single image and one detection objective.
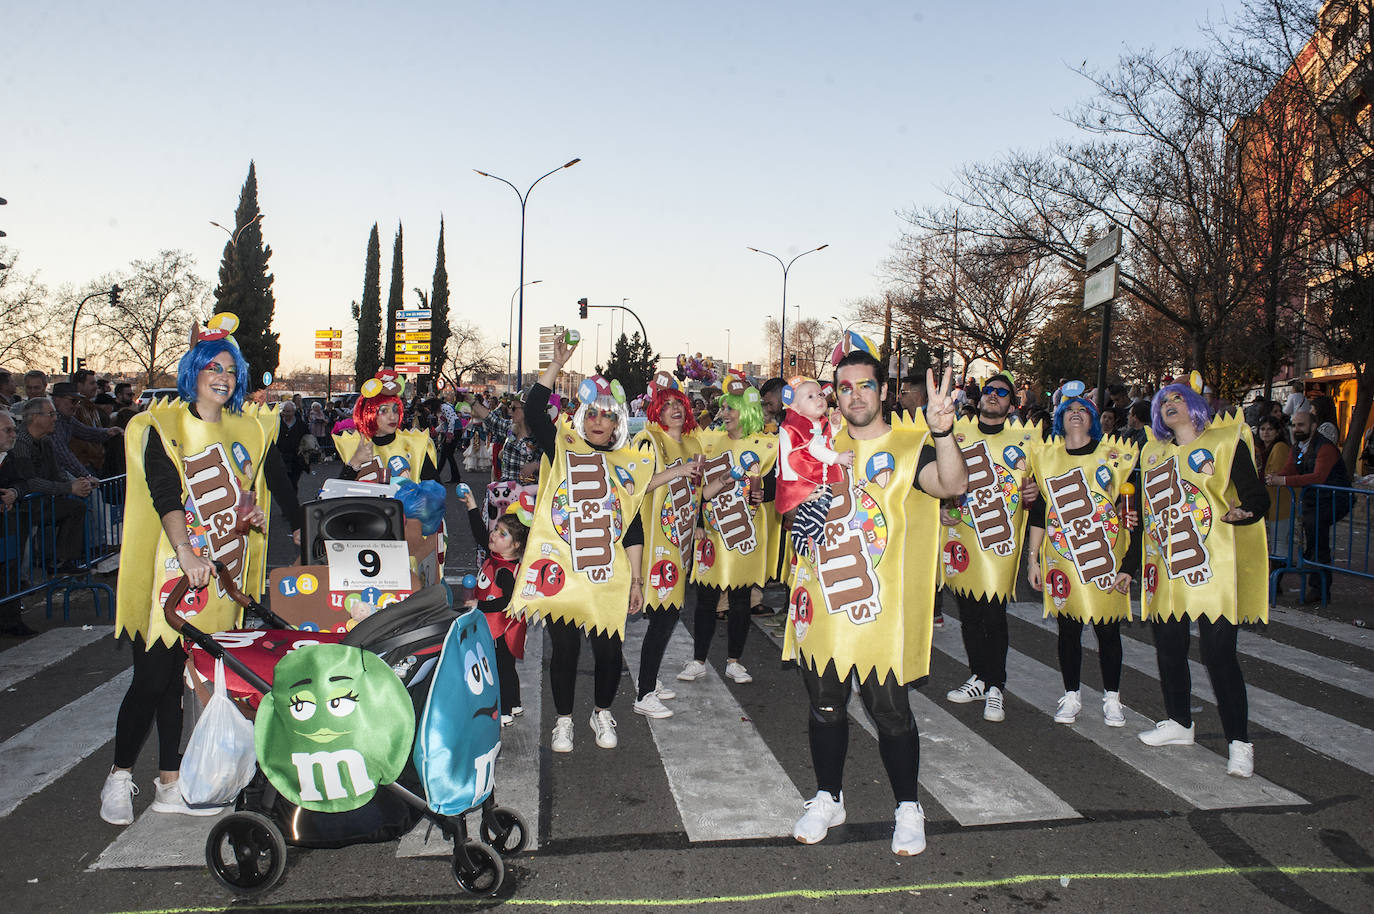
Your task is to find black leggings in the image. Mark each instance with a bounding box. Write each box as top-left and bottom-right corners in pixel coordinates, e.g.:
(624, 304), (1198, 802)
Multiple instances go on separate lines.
(693, 584), (751, 662)
(638, 606), (680, 700)
(801, 662), (920, 804)
(494, 637), (521, 714)
(547, 616), (623, 716)
(1056, 616), (1123, 693)
(1151, 616), (1249, 743)
(954, 591), (1008, 689)
(113, 637), (187, 772)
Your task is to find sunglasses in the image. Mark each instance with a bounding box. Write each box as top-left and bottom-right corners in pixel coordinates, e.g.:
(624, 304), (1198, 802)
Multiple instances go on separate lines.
(982, 386), (1012, 398)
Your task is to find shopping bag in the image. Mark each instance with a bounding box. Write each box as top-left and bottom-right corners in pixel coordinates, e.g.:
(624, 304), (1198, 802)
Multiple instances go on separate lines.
(179, 658), (257, 806)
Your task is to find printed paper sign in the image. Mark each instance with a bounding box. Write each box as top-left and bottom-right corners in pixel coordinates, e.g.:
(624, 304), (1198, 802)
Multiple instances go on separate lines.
(326, 540), (411, 591)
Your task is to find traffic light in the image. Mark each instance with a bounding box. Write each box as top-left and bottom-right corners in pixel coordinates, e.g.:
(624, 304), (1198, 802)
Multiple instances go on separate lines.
(789, 353), (797, 368)
(109, 283), (121, 307)
(77, 357), (87, 372)
(578, 298), (588, 320)
(61, 356), (69, 374)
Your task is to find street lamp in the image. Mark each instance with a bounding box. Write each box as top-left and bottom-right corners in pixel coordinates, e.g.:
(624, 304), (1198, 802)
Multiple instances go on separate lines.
(508, 280), (542, 392)
(474, 157), (580, 389)
(747, 243), (828, 377)
(209, 212), (265, 249)
(71, 285), (121, 375)
(726, 328), (731, 367)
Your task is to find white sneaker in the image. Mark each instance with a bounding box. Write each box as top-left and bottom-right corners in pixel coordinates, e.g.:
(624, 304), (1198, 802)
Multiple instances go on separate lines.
(552, 716), (575, 753)
(99, 769), (137, 826)
(725, 661), (753, 683)
(983, 686), (1006, 722)
(793, 791), (846, 844)
(510, 705), (525, 717)
(891, 801), (926, 856)
(1054, 690), (1081, 724)
(150, 777), (222, 816)
(654, 680), (676, 701)
(1227, 740), (1255, 778)
(1138, 719), (1195, 746)
(946, 675), (986, 703)
(1102, 691), (1126, 728)
(501, 714), (515, 727)
(633, 692), (674, 719)
(590, 709), (618, 749)
(677, 659), (708, 681)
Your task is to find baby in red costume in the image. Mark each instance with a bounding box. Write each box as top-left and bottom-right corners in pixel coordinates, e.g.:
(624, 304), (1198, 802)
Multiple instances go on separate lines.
(776, 377), (853, 558)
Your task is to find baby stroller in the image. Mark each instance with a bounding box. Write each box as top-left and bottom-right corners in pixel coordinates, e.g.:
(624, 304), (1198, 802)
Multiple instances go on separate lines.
(167, 564), (528, 897)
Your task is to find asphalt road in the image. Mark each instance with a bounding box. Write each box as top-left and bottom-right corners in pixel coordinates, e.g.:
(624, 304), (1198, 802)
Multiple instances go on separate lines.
(1, 462), (1371, 913)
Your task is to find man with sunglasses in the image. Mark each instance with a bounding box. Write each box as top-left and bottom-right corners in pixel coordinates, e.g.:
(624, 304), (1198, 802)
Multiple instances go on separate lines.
(942, 370), (1040, 723)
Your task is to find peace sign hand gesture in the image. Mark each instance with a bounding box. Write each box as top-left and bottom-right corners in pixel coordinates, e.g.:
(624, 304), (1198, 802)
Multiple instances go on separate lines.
(926, 366), (956, 434)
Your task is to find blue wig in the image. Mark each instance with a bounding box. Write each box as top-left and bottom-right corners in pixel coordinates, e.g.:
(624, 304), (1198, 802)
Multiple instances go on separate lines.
(1051, 396), (1102, 440)
(177, 338), (250, 413)
(1150, 383), (1209, 441)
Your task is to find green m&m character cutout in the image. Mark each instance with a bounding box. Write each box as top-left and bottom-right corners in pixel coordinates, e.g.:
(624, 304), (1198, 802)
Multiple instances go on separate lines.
(255, 643), (415, 813)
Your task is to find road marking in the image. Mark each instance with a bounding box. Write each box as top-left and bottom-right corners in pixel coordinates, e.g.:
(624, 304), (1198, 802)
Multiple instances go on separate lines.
(622, 618), (804, 841)
(1005, 602), (1374, 778)
(0, 625), (113, 692)
(89, 805), (229, 870)
(753, 615), (1076, 826)
(397, 624), (545, 856)
(0, 669), (130, 818)
(940, 615), (1304, 809)
(1266, 605), (1374, 653)
(98, 865), (1374, 913)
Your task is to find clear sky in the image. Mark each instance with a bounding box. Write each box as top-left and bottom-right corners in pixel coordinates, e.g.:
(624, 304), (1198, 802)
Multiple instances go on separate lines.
(6, 0), (1239, 383)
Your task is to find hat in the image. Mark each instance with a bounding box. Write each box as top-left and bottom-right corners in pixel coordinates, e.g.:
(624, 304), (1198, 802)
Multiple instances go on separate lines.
(50, 382), (78, 398)
(723, 370), (750, 398)
(94, 393), (116, 406)
(360, 368), (405, 400)
(192, 311), (240, 345)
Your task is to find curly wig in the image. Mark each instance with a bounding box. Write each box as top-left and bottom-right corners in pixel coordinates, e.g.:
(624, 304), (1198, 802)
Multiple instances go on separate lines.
(1051, 395), (1102, 440)
(573, 394), (630, 450)
(353, 393), (404, 440)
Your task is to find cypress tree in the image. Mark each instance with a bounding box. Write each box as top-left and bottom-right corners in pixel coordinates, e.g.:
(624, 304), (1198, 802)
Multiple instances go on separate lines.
(429, 218), (450, 383)
(213, 161), (279, 387)
(355, 224), (382, 386)
(383, 224), (403, 367)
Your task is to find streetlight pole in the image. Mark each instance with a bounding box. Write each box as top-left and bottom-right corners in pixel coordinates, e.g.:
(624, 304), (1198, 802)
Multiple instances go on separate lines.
(508, 279), (542, 392)
(70, 285), (121, 375)
(747, 244), (828, 377)
(726, 328), (731, 367)
(209, 212), (265, 250)
(474, 158), (580, 390)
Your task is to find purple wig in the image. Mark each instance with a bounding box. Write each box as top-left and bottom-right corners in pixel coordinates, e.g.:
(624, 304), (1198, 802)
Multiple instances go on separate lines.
(1150, 384), (1209, 441)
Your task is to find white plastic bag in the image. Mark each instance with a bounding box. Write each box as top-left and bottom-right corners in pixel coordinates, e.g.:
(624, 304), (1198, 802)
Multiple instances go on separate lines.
(179, 658), (257, 806)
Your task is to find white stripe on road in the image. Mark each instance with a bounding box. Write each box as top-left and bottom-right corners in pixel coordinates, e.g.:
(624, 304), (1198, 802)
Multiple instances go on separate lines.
(753, 615), (1076, 827)
(1005, 602), (1374, 778)
(939, 615), (1304, 810)
(1266, 606), (1374, 654)
(396, 624), (545, 856)
(89, 805), (229, 870)
(0, 669), (130, 818)
(623, 619), (804, 842)
(0, 626), (113, 692)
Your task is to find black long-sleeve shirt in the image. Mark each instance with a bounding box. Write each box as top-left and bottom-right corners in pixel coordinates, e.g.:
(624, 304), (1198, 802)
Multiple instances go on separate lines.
(145, 425), (303, 531)
(467, 506), (515, 614)
(524, 383), (643, 548)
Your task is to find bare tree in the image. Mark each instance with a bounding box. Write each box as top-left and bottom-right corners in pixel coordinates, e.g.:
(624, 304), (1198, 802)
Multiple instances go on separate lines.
(94, 250), (210, 386)
(0, 251), (56, 369)
(1219, 0), (1373, 468)
(438, 319), (501, 390)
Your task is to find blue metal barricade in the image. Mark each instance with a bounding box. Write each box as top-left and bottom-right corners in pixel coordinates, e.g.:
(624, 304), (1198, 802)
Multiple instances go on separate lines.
(0, 475), (125, 623)
(1267, 483), (1370, 607)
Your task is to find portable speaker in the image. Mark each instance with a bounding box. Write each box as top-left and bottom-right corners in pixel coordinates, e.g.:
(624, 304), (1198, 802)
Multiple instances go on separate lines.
(300, 497), (405, 565)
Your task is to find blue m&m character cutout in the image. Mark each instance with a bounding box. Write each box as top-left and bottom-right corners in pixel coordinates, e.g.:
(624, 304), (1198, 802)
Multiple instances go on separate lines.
(388, 455), (411, 477)
(1095, 465), (1114, 491)
(455, 483), (472, 500)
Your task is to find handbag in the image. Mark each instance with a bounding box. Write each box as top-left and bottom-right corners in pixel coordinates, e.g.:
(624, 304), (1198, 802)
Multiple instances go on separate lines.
(179, 658), (258, 806)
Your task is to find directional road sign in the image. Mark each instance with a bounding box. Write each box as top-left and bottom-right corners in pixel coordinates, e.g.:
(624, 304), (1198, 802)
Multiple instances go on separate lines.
(1083, 263), (1119, 311)
(395, 320), (432, 331)
(397, 310), (432, 320)
(1084, 227), (1123, 273)
(395, 332), (431, 341)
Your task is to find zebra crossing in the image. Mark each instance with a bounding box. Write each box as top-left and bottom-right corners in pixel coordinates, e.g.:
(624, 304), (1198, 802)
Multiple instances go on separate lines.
(0, 600), (1369, 874)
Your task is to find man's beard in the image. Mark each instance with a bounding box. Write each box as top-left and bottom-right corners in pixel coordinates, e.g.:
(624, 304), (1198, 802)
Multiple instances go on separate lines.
(1293, 429), (1310, 442)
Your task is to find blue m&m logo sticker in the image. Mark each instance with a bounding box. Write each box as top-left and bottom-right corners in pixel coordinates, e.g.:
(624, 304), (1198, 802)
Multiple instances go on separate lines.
(1095, 465), (1113, 491)
(231, 442), (251, 474)
(388, 455), (411, 476)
